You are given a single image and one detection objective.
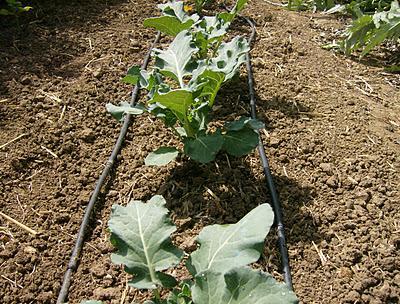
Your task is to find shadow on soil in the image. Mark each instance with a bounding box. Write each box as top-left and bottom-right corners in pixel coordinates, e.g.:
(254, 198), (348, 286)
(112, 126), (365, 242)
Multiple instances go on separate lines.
(0, 0), (131, 96)
(213, 75), (311, 125)
(153, 154), (323, 274)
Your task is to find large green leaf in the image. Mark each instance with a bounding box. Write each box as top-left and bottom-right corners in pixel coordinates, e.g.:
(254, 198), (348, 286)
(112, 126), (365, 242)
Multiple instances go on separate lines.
(145, 147), (179, 166)
(144, 16), (195, 37)
(151, 90), (194, 125)
(144, 1), (199, 36)
(196, 16), (230, 40)
(192, 267), (298, 304)
(209, 37), (249, 81)
(153, 30), (198, 87)
(109, 196), (183, 289)
(342, 15), (375, 55)
(222, 128), (259, 157)
(219, 0), (249, 23)
(187, 204), (274, 275)
(158, 1), (199, 23)
(190, 69), (225, 107)
(183, 131), (224, 163)
(342, 1), (400, 56)
(362, 0), (400, 56)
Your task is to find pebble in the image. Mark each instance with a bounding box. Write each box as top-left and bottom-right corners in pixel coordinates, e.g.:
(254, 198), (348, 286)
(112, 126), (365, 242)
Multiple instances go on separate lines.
(79, 128), (96, 142)
(20, 75), (32, 85)
(90, 264), (107, 278)
(326, 175), (338, 188)
(23, 246), (37, 254)
(345, 290), (360, 302)
(93, 287), (119, 300)
(320, 163), (333, 175)
(269, 136), (281, 147)
(131, 39), (140, 47)
(93, 68), (103, 78)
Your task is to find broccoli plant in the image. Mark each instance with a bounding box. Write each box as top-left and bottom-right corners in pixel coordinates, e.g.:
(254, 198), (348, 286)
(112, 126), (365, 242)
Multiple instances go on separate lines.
(107, 0), (263, 165)
(341, 0), (400, 56)
(100, 195), (298, 304)
(0, 0), (32, 16)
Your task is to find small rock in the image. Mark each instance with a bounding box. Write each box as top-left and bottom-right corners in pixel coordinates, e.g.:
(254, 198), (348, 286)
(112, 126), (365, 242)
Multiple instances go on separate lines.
(55, 213), (70, 224)
(320, 163), (333, 175)
(376, 282), (391, 301)
(269, 136), (281, 147)
(36, 291), (53, 304)
(0, 248), (16, 258)
(326, 175), (338, 188)
(345, 201), (354, 209)
(98, 242), (114, 254)
(23, 246), (37, 254)
(131, 39), (140, 47)
(93, 68), (103, 78)
(354, 191), (371, 203)
(90, 264), (106, 278)
(345, 290), (360, 303)
(109, 190), (119, 197)
(181, 236), (197, 252)
(20, 75), (32, 85)
(79, 128), (96, 143)
(93, 287), (119, 300)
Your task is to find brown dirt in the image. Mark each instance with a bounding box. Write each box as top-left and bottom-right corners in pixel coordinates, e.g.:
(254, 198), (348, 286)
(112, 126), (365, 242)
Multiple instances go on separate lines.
(1, 1), (399, 303)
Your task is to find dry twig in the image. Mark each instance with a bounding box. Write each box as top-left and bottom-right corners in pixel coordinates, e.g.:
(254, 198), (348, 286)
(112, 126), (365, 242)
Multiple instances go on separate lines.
(0, 133), (27, 150)
(0, 211), (37, 236)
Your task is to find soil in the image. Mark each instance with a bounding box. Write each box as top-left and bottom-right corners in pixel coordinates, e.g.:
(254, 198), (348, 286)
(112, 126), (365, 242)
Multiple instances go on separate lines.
(1, 0), (399, 304)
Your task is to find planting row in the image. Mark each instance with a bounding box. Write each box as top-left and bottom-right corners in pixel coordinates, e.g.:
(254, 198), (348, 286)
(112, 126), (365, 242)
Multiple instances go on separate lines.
(77, 1), (297, 303)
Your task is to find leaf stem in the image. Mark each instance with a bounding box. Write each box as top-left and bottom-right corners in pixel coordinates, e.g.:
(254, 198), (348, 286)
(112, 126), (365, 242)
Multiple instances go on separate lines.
(153, 288), (161, 302)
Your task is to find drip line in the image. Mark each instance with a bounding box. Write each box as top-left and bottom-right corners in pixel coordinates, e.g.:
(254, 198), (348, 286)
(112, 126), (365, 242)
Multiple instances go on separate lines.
(243, 16), (294, 290)
(56, 32), (161, 304)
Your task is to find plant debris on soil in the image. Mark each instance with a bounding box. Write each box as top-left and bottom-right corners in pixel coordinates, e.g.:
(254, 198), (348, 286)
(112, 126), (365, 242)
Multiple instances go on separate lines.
(1, 0), (399, 303)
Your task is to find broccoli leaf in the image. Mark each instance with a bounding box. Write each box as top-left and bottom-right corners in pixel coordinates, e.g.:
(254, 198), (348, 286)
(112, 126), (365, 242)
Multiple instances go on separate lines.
(106, 102), (144, 122)
(151, 89), (194, 125)
(183, 131), (224, 163)
(209, 37), (249, 81)
(192, 267), (298, 304)
(187, 204), (274, 275)
(144, 16), (195, 36)
(109, 196), (183, 289)
(153, 30), (198, 87)
(222, 128), (259, 157)
(145, 147), (179, 166)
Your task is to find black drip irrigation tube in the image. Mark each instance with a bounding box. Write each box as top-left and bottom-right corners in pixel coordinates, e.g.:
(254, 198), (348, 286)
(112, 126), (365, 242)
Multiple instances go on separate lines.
(56, 32), (161, 304)
(243, 16), (294, 290)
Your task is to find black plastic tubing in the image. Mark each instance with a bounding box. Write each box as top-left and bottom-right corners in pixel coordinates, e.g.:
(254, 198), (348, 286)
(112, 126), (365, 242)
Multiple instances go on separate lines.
(56, 32), (161, 304)
(244, 16), (294, 290)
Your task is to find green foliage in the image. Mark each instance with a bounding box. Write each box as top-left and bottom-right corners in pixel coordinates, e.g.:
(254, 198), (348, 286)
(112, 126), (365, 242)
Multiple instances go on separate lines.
(287, 0), (400, 57)
(186, 204), (274, 275)
(287, 0), (335, 11)
(192, 268), (298, 303)
(107, 196), (297, 304)
(107, 0), (264, 165)
(145, 147), (180, 166)
(144, 1), (199, 36)
(341, 0), (400, 56)
(109, 195), (183, 289)
(0, 0), (32, 16)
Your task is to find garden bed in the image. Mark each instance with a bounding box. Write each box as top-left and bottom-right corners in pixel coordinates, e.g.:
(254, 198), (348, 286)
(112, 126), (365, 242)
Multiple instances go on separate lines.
(0, 0), (399, 303)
